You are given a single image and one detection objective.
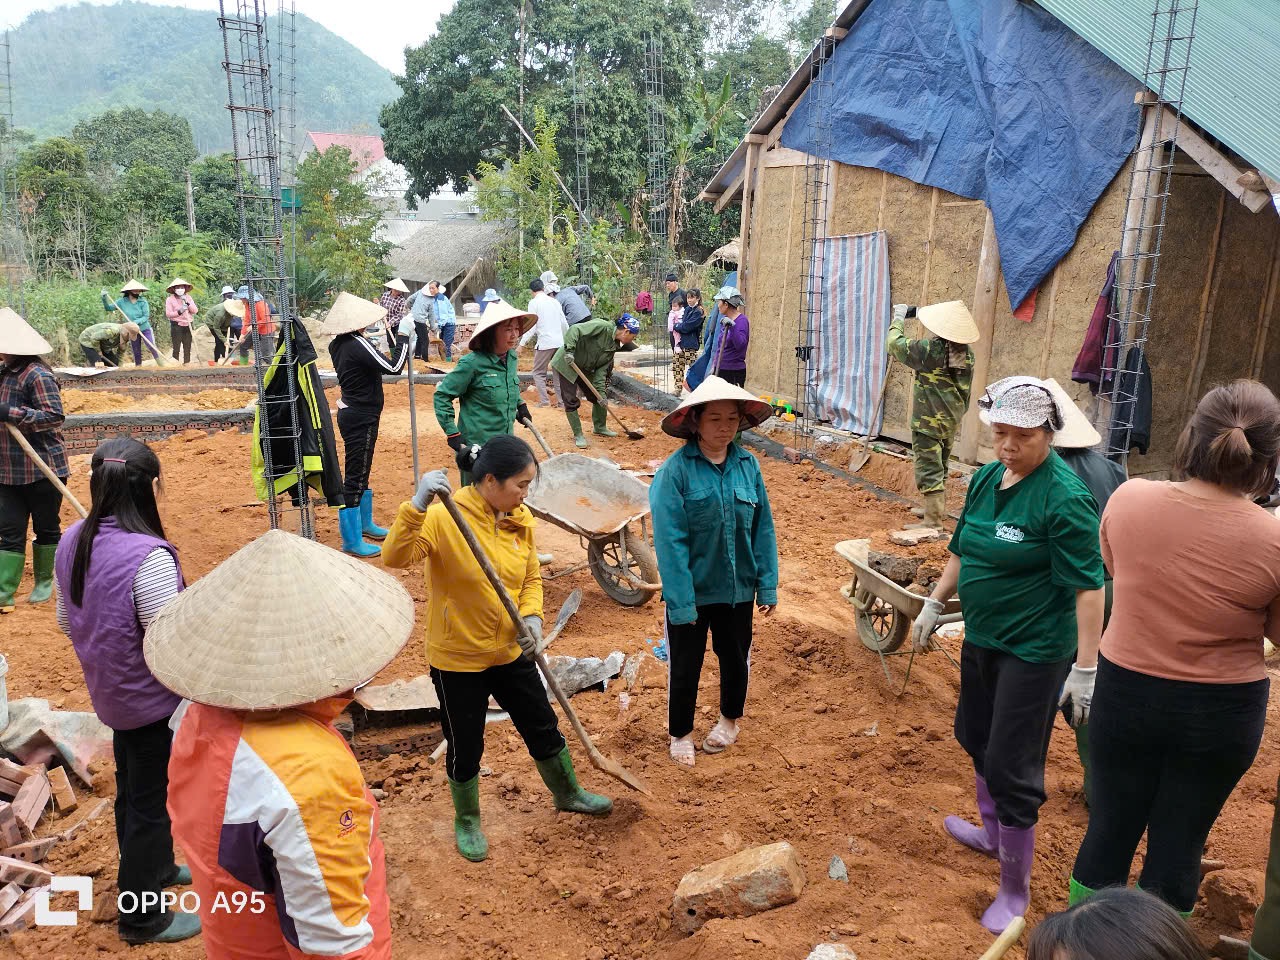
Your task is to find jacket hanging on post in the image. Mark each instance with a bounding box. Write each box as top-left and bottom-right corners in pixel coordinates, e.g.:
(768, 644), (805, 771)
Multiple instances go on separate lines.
(1072, 251), (1119, 395)
(251, 321), (344, 506)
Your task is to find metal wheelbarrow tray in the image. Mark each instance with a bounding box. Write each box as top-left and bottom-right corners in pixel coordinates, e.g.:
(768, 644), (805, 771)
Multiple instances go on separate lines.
(525, 454), (661, 607)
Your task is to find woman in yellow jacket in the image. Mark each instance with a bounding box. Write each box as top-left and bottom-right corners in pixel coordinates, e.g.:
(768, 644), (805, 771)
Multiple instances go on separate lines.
(382, 434), (612, 862)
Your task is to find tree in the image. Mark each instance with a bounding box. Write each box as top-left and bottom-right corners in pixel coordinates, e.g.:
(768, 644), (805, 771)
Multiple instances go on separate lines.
(381, 0), (703, 209)
(295, 146), (390, 298)
(15, 138), (101, 279)
(71, 108), (198, 182)
(706, 33), (793, 129)
(189, 153), (241, 242)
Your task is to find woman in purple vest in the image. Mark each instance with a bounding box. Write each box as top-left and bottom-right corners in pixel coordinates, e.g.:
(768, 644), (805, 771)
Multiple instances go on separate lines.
(53, 437), (201, 945)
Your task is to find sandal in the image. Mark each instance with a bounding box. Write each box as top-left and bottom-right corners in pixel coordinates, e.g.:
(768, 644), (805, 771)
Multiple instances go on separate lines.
(670, 736), (696, 768)
(702, 717), (739, 754)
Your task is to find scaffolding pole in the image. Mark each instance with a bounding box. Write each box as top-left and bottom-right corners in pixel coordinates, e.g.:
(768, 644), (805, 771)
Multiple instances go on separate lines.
(570, 56), (592, 284)
(0, 30), (24, 315)
(644, 32), (672, 394)
(1096, 0), (1199, 462)
(219, 0), (312, 538)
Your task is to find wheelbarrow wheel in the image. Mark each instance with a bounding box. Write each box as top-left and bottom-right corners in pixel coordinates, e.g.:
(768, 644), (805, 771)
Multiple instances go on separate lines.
(855, 587), (909, 653)
(588, 527), (658, 607)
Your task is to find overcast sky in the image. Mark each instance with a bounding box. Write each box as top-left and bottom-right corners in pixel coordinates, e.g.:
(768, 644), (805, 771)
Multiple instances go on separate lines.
(3, 0), (453, 73)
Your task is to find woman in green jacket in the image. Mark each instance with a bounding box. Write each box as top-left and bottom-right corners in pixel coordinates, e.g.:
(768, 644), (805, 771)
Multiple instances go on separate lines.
(101, 280), (157, 366)
(434, 299), (536, 485)
(649, 376), (779, 769)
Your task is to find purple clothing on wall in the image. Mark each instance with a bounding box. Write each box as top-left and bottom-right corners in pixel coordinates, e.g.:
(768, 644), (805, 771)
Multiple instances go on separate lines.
(54, 518), (183, 731)
(716, 312), (750, 372)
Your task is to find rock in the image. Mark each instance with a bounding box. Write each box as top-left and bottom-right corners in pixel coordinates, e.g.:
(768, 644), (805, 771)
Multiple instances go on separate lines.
(866, 551), (921, 585)
(672, 841), (806, 934)
(545, 651), (625, 697)
(371, 788), (387, 801)
(813, 704), (829, 714)
(806, 946), (858, 960)
(1202, 869), (1264, 929)
(621, 651), (647, 690)
(889, 528), (942, 546)
(828, 856), (848, 883)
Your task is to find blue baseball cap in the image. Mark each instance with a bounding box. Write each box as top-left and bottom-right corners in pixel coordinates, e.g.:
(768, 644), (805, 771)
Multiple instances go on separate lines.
(617, 313), (641, 334)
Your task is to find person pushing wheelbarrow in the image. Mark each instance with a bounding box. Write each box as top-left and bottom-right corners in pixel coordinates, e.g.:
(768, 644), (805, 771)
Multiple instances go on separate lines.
(886, 300), (980, 530)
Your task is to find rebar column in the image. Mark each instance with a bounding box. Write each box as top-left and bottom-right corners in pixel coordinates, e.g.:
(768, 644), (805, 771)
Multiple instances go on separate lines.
(644, 32), (672, 393)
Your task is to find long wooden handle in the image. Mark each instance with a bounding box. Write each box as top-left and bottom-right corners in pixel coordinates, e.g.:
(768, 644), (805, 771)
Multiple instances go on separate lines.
(107, 298), (165, 364)
(520, 418), (555, 458)
(5, 423), (88, 518)
(569, 360), (636, 434)
(856, 357), (894, 457)
(978, 917), (1026, 960)
(406, 336), (420, 480)
(438, 490), (603, 761)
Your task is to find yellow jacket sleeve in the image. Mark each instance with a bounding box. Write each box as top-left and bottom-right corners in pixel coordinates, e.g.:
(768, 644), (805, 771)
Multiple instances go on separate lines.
(380, 501), (432, 568)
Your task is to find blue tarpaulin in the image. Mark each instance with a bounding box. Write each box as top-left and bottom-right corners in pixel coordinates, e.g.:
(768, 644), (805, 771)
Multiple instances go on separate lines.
(781, 0), (1140, 310)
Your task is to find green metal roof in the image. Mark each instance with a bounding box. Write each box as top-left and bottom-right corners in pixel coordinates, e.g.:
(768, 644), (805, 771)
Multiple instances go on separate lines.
(1037, 0), (1280, 181)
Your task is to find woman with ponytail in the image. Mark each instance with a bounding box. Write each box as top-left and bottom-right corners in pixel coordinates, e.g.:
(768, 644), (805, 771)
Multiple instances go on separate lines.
(53, 437), (200, 946)
(1070, 380), (1280, 917)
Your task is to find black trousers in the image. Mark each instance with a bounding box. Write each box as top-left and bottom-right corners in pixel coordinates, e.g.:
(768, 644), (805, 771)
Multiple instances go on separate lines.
(719, 368), (747, 387)
(238, 332), (276, 360)
(414, 322), (431, 361)
(431, 658), (566, 783)
(336, 405), (380, 509)
(667, 602), (754, 739)
(955, 643), (1073, 829)
(114, 716), (180, 939)
(170, 323), (192, 363)
(1071, 656), (1267, 912)
(0, 478), (63, 553)
(81, 345), (119, 367)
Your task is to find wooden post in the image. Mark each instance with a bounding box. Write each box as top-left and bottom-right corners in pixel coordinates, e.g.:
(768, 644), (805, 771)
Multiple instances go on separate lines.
(956, 208), (1000, 464)
(1250, 230), (1280, 378)
(1183, 189), (1226, 417)
(771, 167), (801, 399)
(738, 138), (761, 297)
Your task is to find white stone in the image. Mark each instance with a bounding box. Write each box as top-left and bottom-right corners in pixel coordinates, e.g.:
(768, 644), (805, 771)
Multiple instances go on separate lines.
(673, 841), (806, 934)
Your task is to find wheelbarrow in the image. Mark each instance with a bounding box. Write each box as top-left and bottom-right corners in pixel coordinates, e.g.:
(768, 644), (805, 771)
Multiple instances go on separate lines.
(525, 453), (661, 607)
(834, 539), (962, 693)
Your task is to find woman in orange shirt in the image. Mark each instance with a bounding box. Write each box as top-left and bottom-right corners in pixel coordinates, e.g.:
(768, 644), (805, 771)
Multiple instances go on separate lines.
(1070, 380), (1280, 915)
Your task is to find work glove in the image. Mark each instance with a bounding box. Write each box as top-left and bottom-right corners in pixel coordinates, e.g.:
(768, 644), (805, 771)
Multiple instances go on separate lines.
(411, 469), (450, 512)
(398, 313), (415, 337)
(0, 403), (12, 423)
(910, 597), (944, 652)
(518, 615), (543, 659)
(1058, 664), (1097, 728)
(446, 433), (467, 453)
(721, 315), (735, 327)
(516, 401), (532, 425)
(455, 443), (481, 475)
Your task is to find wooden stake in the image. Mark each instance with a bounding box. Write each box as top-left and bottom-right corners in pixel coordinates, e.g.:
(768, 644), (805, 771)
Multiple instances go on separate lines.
(772, 167), (801, 399)
(1184, 189), (1227, 418)
(955, 209), (1000, 464)
(1250, 228), (1280, 378)
(1037, 269), (1061, 379)
(919, 188), (940, 303)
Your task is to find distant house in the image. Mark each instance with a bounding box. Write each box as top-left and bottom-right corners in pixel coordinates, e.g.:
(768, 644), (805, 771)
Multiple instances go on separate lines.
(387, 221), (508, 307)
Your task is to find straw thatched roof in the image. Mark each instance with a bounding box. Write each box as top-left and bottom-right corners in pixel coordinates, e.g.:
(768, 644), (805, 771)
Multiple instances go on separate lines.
(387, 221), (509, 288)
(704, 237), (741, 266)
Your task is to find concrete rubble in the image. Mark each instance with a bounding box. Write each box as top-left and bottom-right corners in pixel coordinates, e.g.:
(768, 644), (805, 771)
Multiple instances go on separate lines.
(672, 841), (806, 934)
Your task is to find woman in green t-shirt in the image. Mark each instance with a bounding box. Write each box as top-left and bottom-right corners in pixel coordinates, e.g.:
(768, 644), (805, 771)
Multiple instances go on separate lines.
(911, 375), (1105, 935)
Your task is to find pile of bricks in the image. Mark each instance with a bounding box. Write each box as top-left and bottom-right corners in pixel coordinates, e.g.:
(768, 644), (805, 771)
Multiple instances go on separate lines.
(0, 758), (103, 935)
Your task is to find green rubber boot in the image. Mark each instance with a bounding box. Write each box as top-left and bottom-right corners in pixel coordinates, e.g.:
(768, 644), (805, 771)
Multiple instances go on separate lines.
(535, 746), (613, 815)
(566, 411), (589, 449)
(1068, 875), (1098, 907)
(27, 543), (56, 605)
(447, 775), (489, 862)
(0, 550), (24, 614)
(591, 404), (617, 437)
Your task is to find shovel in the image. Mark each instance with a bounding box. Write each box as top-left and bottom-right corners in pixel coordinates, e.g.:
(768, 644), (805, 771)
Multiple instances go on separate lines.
(520, 417), (556, 459)
(103, 292), (166, 366)
(568, 360), (644, 440)
(849, 356), (893, 473)
(6, 424), (88, 518)
(439, 490), (651, 795)
(540, 588), (582, 652)
(978, 917), (1025, 960)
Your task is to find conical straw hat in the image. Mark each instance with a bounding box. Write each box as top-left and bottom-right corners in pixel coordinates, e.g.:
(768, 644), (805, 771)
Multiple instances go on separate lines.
(120, 279), (148, 294)
(662, 375), (773, 439)
(467, 298), (536, 349)
(917, 300), (979, 344)
(144, 529), (414, 710)
(383, 277), (410, 294)
(1044, 378), (1101, 449)
(166, 277), (192, 293)
(224, 298), (246, 319)
(319, 292), (387, 336)
(0, 307), (52, 355)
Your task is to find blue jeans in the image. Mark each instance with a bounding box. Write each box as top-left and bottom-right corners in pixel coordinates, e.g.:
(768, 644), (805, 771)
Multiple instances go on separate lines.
(440, 324), (456, 360)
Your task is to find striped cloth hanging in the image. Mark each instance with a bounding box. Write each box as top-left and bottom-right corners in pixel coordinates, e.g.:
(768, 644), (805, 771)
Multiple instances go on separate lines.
(808, 230), (892, 434)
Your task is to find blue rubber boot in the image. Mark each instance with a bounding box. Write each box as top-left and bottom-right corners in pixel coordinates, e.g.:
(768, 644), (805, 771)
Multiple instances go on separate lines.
(339, 506), (380, 557)
(360, 489), (388, 540)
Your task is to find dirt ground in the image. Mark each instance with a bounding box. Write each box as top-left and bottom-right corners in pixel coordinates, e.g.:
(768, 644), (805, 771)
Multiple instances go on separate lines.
(5, 381), (1279, 959)
(61, 388), (258, 415)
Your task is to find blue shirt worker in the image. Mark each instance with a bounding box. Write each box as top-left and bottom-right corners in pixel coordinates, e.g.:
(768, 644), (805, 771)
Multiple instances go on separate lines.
(649, 376), (778, 770)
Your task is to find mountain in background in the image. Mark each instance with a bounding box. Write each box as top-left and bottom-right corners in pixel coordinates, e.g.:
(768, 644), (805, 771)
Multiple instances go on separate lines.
(9, 1), (399, 153)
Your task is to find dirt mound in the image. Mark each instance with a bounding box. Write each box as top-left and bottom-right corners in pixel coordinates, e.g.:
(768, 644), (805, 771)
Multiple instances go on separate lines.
(62, 388), (257, 415)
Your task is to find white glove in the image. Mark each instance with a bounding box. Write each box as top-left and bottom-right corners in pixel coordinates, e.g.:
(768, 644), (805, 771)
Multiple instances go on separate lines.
(911, 598), (944, 652)
(1058, 664), (1097, 727)
(411, 469), (450, 511)
(398, 313), (415, 337)
(518, 616), (543, 658)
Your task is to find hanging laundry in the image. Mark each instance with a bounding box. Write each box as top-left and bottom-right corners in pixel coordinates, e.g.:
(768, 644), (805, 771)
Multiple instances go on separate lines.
(1107, 345), (1152, 458)
(1072, 251), (1119, 395)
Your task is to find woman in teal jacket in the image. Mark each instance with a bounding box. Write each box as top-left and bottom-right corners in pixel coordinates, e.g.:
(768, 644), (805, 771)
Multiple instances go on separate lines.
(101, 279), (156, 366)
(649, 375), (778, 769)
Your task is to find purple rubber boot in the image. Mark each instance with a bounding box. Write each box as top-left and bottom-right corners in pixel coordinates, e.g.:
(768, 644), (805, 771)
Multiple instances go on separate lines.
(944, 775), (999, 857)
(981, 823), (1035, 934)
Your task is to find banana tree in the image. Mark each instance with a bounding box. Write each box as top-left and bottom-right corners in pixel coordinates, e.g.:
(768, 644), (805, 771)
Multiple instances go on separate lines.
(667, 73), (742, 253)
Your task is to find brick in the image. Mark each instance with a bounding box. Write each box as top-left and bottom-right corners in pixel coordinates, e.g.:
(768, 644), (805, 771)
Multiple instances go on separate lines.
(45, 767), (77, 815)
(11, 775), (50, 834)
(0, 883), (20, 917)
(0, 838), (57, 863)
(58, 798), (111, 842)
(0, 806), (19, 849)
(889, 527), (943, 546)
(0, 855), (53, 888)
(0, 887), (45, 934)
(673, 841), (806, 934)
